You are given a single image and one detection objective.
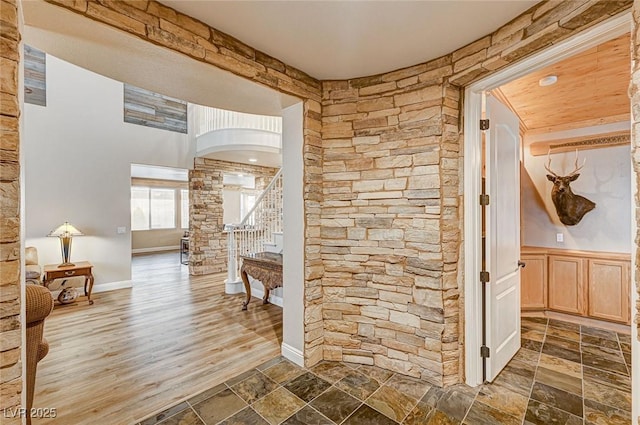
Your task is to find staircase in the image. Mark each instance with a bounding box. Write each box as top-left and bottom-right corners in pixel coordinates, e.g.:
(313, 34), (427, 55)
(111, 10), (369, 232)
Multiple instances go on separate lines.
(225, 169), (283, 299)
(262, 231), (283, 254)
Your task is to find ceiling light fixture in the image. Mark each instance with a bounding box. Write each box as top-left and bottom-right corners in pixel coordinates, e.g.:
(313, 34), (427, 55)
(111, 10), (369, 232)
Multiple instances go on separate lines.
(538, 75), (558, 87)
(248, 158), (258, 163)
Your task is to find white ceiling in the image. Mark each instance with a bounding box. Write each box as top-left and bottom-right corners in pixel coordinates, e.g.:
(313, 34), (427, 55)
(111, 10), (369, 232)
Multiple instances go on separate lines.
(161, 1), (538, 80)
(22, 1), (299, 116)
(23, 0), (539, 169)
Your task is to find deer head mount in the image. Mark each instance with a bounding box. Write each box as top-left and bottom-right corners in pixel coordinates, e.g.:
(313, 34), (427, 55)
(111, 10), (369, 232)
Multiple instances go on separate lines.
(545, 150), (595, 226)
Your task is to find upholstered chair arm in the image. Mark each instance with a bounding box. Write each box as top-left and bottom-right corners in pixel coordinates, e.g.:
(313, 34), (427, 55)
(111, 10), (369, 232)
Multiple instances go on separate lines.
(26, 284), (53, 324)
(37, 338), (49, 363)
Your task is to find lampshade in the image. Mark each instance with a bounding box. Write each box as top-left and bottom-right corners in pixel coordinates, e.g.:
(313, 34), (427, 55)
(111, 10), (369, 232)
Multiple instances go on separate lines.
(47, 222), (84, 268)
(48, 222), (84, 237)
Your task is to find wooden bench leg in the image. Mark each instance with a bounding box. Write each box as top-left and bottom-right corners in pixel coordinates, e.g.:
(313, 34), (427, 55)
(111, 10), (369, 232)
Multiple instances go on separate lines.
(241, 270), (251, 311)
(263, 287), (270, 305)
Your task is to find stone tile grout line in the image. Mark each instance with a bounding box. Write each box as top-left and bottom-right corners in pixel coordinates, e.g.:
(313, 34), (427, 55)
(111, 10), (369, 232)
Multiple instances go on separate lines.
(523, 318), (547, 425)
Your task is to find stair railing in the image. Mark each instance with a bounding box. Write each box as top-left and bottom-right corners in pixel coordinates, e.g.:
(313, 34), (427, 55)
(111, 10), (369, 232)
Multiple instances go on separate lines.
(226, 169), (283, 285)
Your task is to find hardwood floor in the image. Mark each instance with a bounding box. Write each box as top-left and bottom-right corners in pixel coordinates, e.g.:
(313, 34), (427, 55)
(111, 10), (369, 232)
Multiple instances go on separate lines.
(34, 252), (283, 425)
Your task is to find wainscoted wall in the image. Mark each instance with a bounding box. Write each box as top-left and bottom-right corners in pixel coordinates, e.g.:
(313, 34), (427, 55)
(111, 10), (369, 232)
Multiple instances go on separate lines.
(1, 1), (637, 409)
(0, 0), (22, 420)
(189, 158), (277, 275)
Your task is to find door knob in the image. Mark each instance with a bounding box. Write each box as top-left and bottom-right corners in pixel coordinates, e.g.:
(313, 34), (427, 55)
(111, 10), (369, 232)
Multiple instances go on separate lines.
(518, 261), (526, 268)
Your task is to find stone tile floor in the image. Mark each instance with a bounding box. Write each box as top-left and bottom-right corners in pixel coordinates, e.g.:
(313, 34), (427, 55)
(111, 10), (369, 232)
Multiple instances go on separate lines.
(137, 318), (631, 425)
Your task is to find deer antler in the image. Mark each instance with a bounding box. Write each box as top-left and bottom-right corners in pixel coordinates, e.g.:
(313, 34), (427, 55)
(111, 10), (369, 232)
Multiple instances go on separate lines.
(544, 149), (559, 177)
(567, 149), (586, 177)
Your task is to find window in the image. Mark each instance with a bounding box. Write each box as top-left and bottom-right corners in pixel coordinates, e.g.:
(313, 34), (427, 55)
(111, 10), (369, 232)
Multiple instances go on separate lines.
(131, 187), (151, 231)
(150, 188), (175, 229)
(180, 189), (189, 229)
(241, 193), (256, 219)
(131, 187), (182, 230)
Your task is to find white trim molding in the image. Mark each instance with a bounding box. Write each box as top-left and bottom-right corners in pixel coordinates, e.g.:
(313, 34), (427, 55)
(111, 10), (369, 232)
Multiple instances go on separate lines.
(92, 280), (134, 293)
(281, 342), (304, 367)
(132, 245), (180, 254)
(49, 279), (133, 300)
(225, 279), (244, 294)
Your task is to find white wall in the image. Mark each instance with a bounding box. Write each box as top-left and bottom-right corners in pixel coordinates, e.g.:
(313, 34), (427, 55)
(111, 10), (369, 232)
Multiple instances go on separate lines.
(131, 229), (183, 252)
(24, 55), (193, 286)
(522, 143), (631, 253)
(223, 189), (241, 225)
(281, 102), (304, 366)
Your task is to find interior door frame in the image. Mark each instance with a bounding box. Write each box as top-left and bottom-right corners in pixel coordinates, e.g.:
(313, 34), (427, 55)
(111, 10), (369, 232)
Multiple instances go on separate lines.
(463, 12), (631, 387)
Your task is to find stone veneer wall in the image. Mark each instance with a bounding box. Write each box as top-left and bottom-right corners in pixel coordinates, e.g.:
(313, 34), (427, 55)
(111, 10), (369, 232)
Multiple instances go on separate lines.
(632, 4), (640, 425)
(2, 0), (636, 392)
(189, 158), (277, 275)
(0, 0), (22, 420)
(320, 0), (632, 387)
(321, 78), (461, 385)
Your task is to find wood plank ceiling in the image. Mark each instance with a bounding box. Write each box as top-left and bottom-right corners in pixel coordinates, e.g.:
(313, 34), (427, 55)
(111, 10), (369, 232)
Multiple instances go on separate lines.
(498, 33), (630, 135)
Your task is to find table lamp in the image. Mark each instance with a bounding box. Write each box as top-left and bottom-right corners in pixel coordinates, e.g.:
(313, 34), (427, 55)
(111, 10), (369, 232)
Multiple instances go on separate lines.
(48, 222), (84, 267)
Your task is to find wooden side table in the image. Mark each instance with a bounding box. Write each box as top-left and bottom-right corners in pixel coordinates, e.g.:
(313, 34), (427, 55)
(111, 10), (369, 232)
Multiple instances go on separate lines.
(43, 261), (95, 305)
(240, 252), (283, 310)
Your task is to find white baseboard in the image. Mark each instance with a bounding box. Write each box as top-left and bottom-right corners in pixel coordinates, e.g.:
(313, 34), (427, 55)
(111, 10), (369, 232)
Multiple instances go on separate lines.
(243, 276), (283, 307)
(225, 279), (243, 294)
(246, 284), (283, 307)
(132, 246), (179, 254)
(49, 280), (132, 299)
(92, 280), (133, 293)
(281, 343), (304, 367)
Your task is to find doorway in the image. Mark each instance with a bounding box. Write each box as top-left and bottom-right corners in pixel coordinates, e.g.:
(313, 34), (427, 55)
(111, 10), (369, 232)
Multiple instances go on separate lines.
(22, 4), (307, 422)
(464, 13), (633, 386)
(130, 163), (190, 263)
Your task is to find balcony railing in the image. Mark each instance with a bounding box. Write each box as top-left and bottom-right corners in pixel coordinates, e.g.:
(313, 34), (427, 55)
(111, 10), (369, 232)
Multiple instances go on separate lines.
(193, 104), (282, 138)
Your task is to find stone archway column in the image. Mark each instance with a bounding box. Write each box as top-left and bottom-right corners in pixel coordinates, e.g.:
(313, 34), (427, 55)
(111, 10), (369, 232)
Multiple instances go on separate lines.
(0, 0), (23, 421)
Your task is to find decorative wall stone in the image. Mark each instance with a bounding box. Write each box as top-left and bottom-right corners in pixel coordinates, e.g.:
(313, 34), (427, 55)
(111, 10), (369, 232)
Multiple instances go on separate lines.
(321, 72), (462, 386)
(448, 0), (631, 87)
(320, 0), (632, 387)
(189, 158), (277, 275)
(8, 0), (637, 390)
(0, 0), (22, 420)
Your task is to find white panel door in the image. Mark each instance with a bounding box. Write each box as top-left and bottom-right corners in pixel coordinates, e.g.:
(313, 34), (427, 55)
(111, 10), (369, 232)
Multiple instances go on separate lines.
(486, 95), (521, 381)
